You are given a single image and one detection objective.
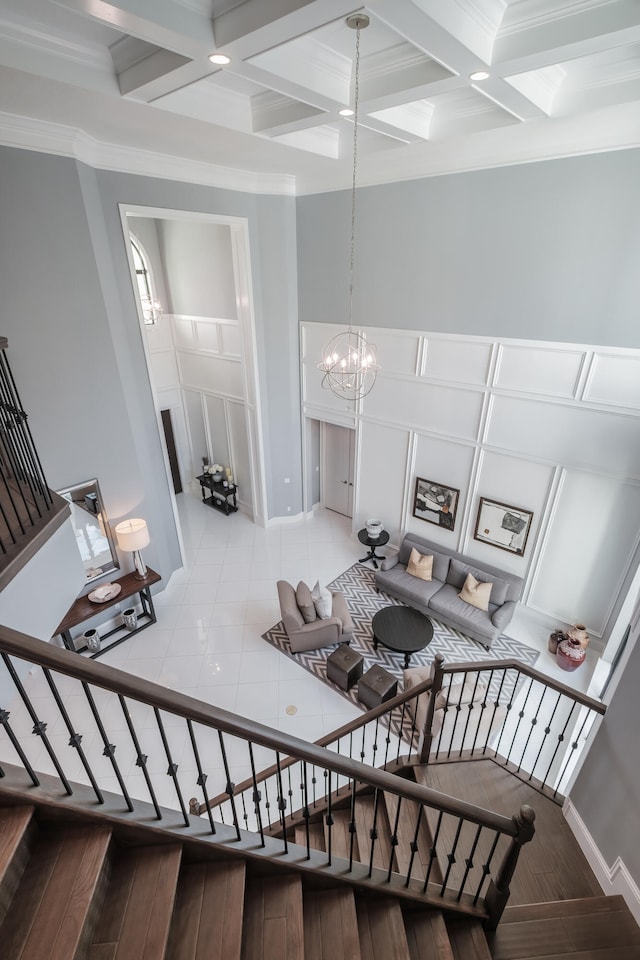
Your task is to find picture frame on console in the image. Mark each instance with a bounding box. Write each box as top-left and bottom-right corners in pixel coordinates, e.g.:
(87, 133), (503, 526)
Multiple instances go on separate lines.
(474, 497), (533, 556)
(413, 477), (459, 531)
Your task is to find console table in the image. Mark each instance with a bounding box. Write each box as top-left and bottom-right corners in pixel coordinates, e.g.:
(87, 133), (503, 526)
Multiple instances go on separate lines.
(54, 567), (161, 658)
(197, 474), (238, 515)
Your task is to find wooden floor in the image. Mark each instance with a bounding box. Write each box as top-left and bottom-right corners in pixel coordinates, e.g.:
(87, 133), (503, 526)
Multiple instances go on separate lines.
(414, 757), (603, 905)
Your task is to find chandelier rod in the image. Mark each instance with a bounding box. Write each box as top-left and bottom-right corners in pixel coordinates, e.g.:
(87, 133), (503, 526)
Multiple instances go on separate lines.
(348, 16), (363, 332)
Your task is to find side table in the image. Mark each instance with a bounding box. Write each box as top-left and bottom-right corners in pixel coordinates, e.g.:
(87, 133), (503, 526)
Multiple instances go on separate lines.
(54, 567), (161, 658)
(358, 528), (390, 569)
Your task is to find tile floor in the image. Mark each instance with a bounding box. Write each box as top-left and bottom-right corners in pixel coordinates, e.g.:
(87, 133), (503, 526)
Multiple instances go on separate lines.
(3, 490), (604, 815)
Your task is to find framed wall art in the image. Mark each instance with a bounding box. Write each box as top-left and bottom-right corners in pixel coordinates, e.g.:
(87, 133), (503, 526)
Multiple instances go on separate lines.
(413, 477), (459, 532)
(473, 497), (533, 556)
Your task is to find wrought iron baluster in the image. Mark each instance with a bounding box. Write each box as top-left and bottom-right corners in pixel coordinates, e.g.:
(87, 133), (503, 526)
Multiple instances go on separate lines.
(529, 691), (562, 784)
(348, 777), (357, 871)
(457, 823), (483, 901)
(541, 700), (578, 788)
(186, 719), (216, 834)
(555, 706), (592, 796)
(302, 761), (310, 859)
(81, 681), (133, 811)
(435, 674), (455, 759)
(456, 671), (482, 757)
(326, 770), (333, 866)
(387, 793), (402, 881)
(372, 717), (380, 767)
(2, 653), (72, 794)
(43, 668), (103, 803)
(248, 742), (265, 847)
(367, 787), (380, 879)
(119, 695), (161, 819)
(423, 809), (443, 892)
(275, 751), (288, 854)
(492, 668), (518, 759)
(384, 715), (392, 767)
(406, 802), (424, 887)
(218, 730), (240, 840)
(0, 707), (40, 785)
(440, 816), (463, 894)
(472, 830), (501, 905)
(153, 708), (189, 826)
(516, 682), (547, 773)
(471, 670), (493, 755)
(444, 673), (466, 759)
(505, 676), (535, 764)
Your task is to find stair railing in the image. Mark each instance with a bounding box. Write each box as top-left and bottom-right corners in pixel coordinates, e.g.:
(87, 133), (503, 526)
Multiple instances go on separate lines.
(0, 626), (534, 925)
(0, 337), (70, 591)
(423, 655), (606, 799)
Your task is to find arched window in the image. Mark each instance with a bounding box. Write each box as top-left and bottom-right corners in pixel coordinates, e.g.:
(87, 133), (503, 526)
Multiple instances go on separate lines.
(130, 236), (162, 324)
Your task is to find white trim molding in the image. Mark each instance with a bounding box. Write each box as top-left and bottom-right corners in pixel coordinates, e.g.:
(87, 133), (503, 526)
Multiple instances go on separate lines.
(563, 798), (640, 924)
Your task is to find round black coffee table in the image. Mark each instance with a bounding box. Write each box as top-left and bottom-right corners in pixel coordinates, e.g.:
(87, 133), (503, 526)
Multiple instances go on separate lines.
(371, 606), (434, 668)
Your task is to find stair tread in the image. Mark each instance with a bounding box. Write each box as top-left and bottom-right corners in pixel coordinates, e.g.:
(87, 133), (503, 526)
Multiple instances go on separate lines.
(487, 905), (640, 959)
(241, 872), (304, 960)
(0, 806), (34, 928)
(404, 911), (454, 960)
(165, 858), (245, 960)
(447, 919), (492, 960)
(356, 895), (410, 960)
(502, 894), (628, 922)
(303, 887), (360, 960)
(0, 823), (111, 960)
(90, 842), (182, 960)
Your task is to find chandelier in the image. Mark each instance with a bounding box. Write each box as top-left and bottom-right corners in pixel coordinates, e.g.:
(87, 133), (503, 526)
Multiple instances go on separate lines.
(318, 14), (380, 401)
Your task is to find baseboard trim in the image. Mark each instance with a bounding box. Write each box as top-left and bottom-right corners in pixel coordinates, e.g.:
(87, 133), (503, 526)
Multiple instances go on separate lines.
(564, 798), (640, 924)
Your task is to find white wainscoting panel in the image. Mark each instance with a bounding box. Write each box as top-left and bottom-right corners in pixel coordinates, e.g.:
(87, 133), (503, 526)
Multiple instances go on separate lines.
(145, 317), (174, 351)
(408, 434), (475, 549)
(360, 327), (421, 376)
(303, 361), (357, 418)
(301, 323), (333, 362)
(221, 324), (242, 357)
(149, 351), (179, 391)
(173, 317), (196, 350)
(495, 345), (584, 398)
(468, 451), (554, 574)
(487, 396), (640, 478)
(365, 378), (484, 441)
(422, 338), (493, 385)
(178, 352), (243, 399)
(194, 320), (220, 354)
(529, 470), (640, 634)
(356, 422), (410, 543)
(585, 353), (640, 409)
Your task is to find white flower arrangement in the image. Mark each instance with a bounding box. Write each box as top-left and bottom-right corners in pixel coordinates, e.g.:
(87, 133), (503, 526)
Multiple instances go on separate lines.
(211, 463), (224, 473)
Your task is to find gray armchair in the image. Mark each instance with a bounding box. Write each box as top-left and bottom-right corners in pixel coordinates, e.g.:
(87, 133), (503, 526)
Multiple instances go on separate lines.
(277, 580), (354, 653)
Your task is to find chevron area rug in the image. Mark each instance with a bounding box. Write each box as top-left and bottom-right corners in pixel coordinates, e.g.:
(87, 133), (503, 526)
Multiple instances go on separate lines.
(263, 564), (539, 715)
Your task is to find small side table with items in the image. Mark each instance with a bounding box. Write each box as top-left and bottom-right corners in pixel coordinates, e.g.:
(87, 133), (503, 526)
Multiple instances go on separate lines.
(358, 527), (390, 569)
(197, 473), (238, 515)
(53, 567), (161, 658)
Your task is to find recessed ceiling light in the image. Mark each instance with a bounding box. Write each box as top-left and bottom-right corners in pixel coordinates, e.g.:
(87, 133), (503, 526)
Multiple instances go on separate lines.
(339, 108), (354, 117)
(469, 70), (490, 81)
(209, 53), (230, 65)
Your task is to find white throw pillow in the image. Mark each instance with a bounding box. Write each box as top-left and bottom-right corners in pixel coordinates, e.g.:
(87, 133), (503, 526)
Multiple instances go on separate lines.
(311, 581), (333, 619)
(458, 572), (493, 611)
(406, 547), (433, 581)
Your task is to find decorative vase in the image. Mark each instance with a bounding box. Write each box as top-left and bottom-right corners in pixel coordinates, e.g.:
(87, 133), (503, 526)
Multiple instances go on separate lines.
(83, 628), (100, 653)
(567, 623), (590, 648)
(557, 635), (587, 671)
(548, 629), (565, 655)
(122, 608), (137, 631)
(366, 519), (383, 540)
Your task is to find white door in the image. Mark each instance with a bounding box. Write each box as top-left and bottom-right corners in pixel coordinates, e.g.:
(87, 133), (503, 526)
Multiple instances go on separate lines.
(322, 423), (355, 517)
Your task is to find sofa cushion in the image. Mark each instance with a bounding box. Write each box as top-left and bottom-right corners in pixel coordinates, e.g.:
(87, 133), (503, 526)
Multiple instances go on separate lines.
(296, 581), (316, 623)
(398, 539), (450, 582)
(377, 564), (443, 606)
(459, 572), (493, 611)
(429, 584), (497, 637)
(407, 547), (433, 581)
(446, 558), (510, 606)
(311, 580), (332, 619)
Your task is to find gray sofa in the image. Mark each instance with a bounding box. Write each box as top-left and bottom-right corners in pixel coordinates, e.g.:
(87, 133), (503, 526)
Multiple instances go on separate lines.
(374, 533), (523, 649)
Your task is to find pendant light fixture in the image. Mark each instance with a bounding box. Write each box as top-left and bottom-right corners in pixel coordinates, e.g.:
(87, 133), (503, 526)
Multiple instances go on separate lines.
(318, 14), (380, 401)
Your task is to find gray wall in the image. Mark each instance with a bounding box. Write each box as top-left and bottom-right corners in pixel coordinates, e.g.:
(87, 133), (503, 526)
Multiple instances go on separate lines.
(158, 220), (236, 319)
(297, 148), (640, 348)
(570, 627), (640, 884)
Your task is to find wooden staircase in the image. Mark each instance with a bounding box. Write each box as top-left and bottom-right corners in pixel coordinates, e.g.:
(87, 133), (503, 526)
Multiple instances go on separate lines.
(1, 786), (638, 960)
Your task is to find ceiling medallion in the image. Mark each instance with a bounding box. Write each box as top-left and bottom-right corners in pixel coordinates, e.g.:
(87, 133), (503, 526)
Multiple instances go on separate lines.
(318, 14), (380, 402)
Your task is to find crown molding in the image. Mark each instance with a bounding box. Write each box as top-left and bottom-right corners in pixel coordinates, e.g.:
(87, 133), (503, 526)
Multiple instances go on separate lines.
(0, 111), (297, 195)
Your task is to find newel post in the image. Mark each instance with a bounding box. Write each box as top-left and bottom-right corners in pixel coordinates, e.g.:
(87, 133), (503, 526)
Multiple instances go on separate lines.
(418, 653), (445, 764)
(485, 804), (536, 930)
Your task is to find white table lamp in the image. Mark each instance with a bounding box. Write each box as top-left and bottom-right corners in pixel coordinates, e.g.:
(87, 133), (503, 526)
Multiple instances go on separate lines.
(115, 518), (150, 579)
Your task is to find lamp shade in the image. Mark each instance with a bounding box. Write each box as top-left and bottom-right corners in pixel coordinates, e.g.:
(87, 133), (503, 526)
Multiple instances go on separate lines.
(115, 518), (150, 552)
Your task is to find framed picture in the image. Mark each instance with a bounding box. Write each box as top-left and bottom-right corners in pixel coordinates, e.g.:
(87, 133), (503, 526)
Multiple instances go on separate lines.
(473, 497), (533, 556)
(413, 477), (459, 532)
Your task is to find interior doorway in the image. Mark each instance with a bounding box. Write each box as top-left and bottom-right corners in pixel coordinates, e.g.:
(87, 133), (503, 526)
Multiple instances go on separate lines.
(322, 423), (355, 518)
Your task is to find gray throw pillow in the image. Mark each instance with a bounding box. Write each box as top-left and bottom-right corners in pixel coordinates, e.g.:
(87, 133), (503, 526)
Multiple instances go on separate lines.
(296, 581), (316, 623)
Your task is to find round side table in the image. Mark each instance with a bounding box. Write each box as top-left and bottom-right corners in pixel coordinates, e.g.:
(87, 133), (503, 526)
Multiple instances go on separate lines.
(357, 528), (390, 569)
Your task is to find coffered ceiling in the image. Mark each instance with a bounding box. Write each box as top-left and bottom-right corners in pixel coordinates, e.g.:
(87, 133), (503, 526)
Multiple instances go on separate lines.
(0, 0), (639, 193)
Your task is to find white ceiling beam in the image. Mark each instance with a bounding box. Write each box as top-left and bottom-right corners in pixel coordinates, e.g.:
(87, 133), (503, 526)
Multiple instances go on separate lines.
(51, 0), (213, 58)
(118, 48), (192, 97)
(212, 0), (359, 59)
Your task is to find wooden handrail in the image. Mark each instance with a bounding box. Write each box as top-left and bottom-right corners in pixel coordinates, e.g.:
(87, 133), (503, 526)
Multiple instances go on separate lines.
(440, 658), (606, 715)
(0, 625), (518, 836)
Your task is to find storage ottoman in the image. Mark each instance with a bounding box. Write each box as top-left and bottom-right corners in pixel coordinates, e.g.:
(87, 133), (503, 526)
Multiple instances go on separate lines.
(327, 643), (364, 691)
(358, 665), (398, 708)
